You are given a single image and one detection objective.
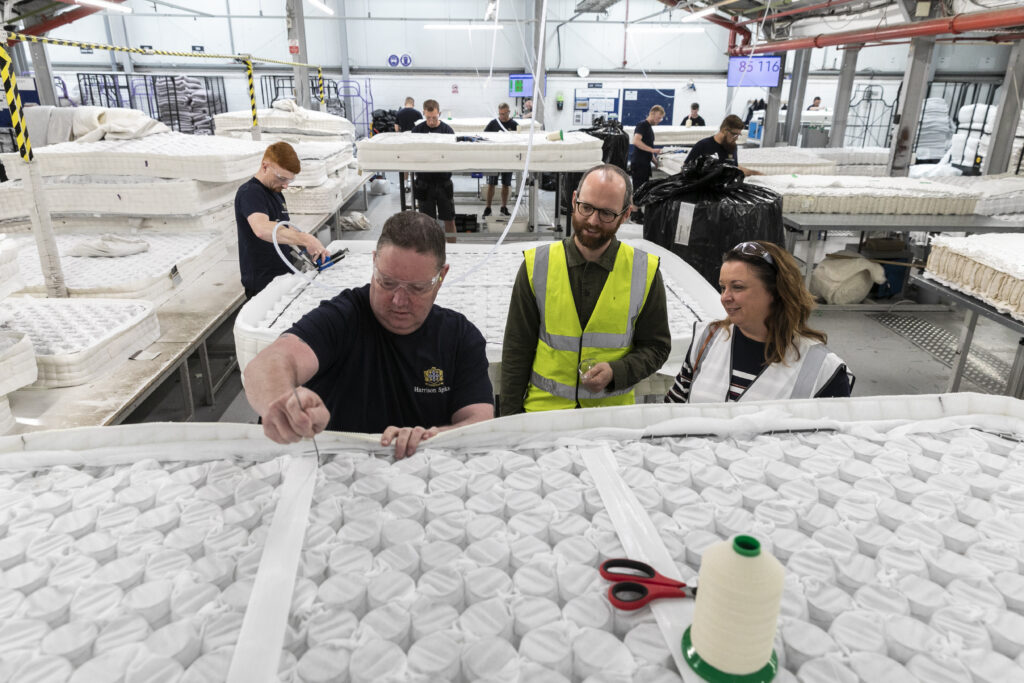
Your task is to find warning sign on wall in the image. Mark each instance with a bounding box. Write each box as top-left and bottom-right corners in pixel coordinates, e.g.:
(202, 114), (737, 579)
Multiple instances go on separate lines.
(288, 39), (299, 55)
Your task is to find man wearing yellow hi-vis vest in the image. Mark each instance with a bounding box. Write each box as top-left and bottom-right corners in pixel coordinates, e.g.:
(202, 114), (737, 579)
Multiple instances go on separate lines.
(500, 165), (671, 414)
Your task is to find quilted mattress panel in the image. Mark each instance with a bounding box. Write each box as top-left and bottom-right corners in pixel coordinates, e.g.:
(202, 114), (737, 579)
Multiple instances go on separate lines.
(0, 133), (265, 183)
(813, 147), (892, 166)
(14, 231), (225, 300)
(215, 108), (356, 136)
(0, 181), (32, 221)
(233, 242), (713, 373)
(924, 234), (1024, 322)
(283, 175), (347, 214)
(216, 129), (355, 146)
(0, 332), (37, 396)
(356, 131), (604, 172)
(0, 297), (161, 387)
(746, 175), (980, 215)
(0, 235), (23, 300)
(927, 175), (1024, 216)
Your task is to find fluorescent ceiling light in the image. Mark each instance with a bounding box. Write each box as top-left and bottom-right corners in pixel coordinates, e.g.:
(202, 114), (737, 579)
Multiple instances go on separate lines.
(308, 0), (334, 15)
(76, 0), (132, 13)
(423, 23), (504, 30)
(680, 7), (718, 22)
(628, 25), (705, 33)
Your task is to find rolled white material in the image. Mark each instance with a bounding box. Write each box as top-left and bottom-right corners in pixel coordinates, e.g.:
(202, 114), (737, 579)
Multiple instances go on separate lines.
(562, 593), (614, 632)
(366, 570), (415, 611)
(425, 511), (474, 545)
(464, 566), (513, 605)
(202, 611), (245, 653)
(573, 627), (636, 681)
(513, 560), (560, 604)
(348, 638), (406, 683)
(689, 535), (784, 676)
(780, 620), (839, 672)
(360, 602), (411, 650)
(827, 610), (887, 655)
(511, 595), (561, 645)
(905, 653), (973, 683)
(297, 644), (351, 683)
(41, 621), (98, 667)
(418, 566), (466, 611)
(557, 562), (600, 605)
(93, 614), (151, 654)
(328, 545), (373, 577)
(420, 540), (463, 574)
(317, 573), (368, 617)
(796, 657), (859, 683)
(7, 655), (75, 683)
(408, 631), (461, 679)
(625, 622), (674, 669)
(375, 542), (420, 579)
(410, 601), (459, 643)
(146, 621), (202, 668)
(457, 596), (514, 642)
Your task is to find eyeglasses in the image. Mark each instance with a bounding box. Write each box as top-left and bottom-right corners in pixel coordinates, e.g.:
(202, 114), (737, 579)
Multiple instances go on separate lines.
(730, 241), (775, 267)
(574, 199), (628, 224)
(724, 129), (743, 138)
(266, 165), (295, 184)
(372, 264), (443, 296)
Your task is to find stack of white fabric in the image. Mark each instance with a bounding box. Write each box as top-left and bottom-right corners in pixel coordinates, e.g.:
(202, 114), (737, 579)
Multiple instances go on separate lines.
(924, 233), (1024, 321)
(746, 174), (980, 215)
(916, 98), (954, 161)
(154, 76), (220, 135)
(949, 103), (997, 167)
(214, 100), (356, 140)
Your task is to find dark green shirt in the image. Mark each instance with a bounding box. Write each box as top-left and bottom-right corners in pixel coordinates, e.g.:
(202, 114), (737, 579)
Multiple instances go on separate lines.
(500, 236), (671, 415)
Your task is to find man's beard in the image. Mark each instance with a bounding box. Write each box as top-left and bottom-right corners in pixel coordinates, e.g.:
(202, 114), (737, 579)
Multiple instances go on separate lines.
(573, 214), (616, 249)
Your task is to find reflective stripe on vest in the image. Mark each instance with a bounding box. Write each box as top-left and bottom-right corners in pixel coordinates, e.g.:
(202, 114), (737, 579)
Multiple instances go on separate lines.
(524, 241), (658, 410)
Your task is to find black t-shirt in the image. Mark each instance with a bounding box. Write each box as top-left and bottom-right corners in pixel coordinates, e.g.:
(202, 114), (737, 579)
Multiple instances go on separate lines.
(235, 177), (291, 295)
(484, 117), (519, 132)
(632, 119), (656, 166)
(287, 284), (494, 433)
(684, 114), (706, 127)
(396, 107), (422, 132)
(411, 120), (456, 184)
(730, 327), (850, 400)
(684, 136), (738, 166)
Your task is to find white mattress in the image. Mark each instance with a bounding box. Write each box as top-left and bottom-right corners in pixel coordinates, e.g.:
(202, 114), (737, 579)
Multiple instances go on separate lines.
(233, 239), (720, 378)
(0, 133), (265, 183)
(0, 181), (32, 222)
(216, 129), (355, 146)
(624, 125), (749, 147)
(1, 297), (161, 387)
(746, 175), (980, 215)
(0, 235), (23, 300)
(438, 117), (544, 133)
(0, 394), (11, 435)
(928, 175), (1024, 216)
(924, 234), (1024, 322)
(0, 332), (37, 397)
(356, 131), (604, 172)
(215, 108), (356, 137)
(14, 231), (225, 300)
(283, 174), (348, 214)
(812, 147), (891, 166)
(0, 395), (1023, 681)
(657, 146), (835, 177)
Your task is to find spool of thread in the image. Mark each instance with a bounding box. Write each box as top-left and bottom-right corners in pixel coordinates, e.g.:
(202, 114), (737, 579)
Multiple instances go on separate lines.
(546, 130), (564, 142)
(684, 534), (783, 681)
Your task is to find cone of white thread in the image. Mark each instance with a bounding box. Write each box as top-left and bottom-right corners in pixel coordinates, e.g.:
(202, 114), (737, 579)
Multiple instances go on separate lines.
(684, 534), (784, 681)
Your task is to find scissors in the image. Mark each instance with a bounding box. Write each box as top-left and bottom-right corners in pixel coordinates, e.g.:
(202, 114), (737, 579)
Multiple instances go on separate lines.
(600, 558), (696, 611)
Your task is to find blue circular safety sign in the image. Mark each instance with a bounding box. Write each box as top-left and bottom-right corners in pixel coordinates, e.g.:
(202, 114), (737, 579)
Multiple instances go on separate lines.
(400, 54), (412, 67)
(387, 54), (400, 67)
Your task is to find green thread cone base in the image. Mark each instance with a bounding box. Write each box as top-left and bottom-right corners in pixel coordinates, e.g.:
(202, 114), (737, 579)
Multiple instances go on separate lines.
(682, 627), (778, 683)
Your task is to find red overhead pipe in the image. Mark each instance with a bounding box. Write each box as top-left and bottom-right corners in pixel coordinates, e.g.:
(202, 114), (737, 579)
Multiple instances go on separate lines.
(14, 0), (129, 37)
(731, 5), (1024, 55)
(655, 0), (753, 53)
(737, 0), (863, 27)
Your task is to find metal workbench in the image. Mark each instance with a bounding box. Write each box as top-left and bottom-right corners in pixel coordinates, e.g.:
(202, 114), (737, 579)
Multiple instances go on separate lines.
(911, 274), (1024, 398)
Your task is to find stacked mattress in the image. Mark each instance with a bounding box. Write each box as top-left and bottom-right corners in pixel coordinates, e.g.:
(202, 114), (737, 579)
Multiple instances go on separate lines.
(0, 393), (1023, 681)
(657, 146), (835, 177)
(927, 174), (1024, 216)
(623, 125), (749, 147)
(0, 236), (23, 300)
(233, 241), (719, 376)
(923, 234), (1024, 322)
(441, 117), (544, 133)
(13, 232), (225, 300)
(356, 131), (604, 172)
(812, 147), (893, 176)
(746, 175), (980, 215)
(214, 107), (356, 139)
(0, 238), (36, 433)
(0, 297), (161, 388)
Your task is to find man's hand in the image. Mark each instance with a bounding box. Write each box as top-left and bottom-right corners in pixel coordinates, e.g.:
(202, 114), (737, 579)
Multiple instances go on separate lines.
(305, 237), (330, 264)
(580, 361), (614, 393)
(262, 386), (330, 444)
(381, 425), (440, 460)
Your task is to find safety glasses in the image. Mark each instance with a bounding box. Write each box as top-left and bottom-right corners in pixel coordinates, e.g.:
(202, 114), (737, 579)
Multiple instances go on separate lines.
(730, 241), (776, 268)
(372, 264), (443, 296)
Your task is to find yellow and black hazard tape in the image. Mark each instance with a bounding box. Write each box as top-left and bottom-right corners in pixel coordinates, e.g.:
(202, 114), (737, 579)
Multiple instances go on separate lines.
(251, 56), (317, 69)
(7, 31), (147, 55)
(0, 45), (32, 162)
(244, 59), (258, 127)
(317, 68), (325, 104)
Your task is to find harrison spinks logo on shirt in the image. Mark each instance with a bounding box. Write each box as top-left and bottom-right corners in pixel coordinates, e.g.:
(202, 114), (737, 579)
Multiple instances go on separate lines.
(416, 367), (449, 393)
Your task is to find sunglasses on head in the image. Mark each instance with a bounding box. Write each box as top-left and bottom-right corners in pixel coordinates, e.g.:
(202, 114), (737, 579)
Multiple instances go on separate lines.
(730, 241), (775, 267)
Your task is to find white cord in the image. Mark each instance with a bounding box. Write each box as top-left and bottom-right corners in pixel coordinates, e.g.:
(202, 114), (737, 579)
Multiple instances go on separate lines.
(271, 220), (339, 293)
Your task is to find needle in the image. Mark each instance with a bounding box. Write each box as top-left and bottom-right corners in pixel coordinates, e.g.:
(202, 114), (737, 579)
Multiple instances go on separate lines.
(293, 386), (321, 462)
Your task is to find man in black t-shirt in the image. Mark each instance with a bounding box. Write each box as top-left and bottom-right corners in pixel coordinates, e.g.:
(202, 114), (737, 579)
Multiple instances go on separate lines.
(235, 142), (329, 298)
(394, 97), (422, 132)
(244, 211), (494, 458)
(483, 103), (519, 218)
(411, 99), (457, 240)
(683, 102), (705, 127)
(630, 105), (665, 221)
(684, 114), (761, 176)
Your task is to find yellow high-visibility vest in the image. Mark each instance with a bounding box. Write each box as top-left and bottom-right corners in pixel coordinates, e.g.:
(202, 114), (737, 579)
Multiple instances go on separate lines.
(523, 241), (659, 412)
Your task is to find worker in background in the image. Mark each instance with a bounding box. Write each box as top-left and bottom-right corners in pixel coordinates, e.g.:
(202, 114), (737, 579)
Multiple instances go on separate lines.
(683, 102), (705, 127)
(235, 141), (328, 299)
(521, 98), (533, 118)
(685, 114), (761, 176)
(666, 241), (851, 404)
(245, 211), (495, 458)
(395, 97), (421, 132)
(807, 96), (822, 111)
(500, 164), (670, 415)
(411, 99), (457, 241)
(483, 103), (519, 219)
(629, 104), (665, 222)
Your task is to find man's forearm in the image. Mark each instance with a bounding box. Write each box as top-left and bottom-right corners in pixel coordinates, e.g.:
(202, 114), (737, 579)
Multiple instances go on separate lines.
(609, 341), (671, 390)
(243, 348), (301, 417)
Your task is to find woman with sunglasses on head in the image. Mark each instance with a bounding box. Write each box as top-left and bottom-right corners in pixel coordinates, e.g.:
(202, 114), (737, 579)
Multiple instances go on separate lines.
(665, 241), (852, 403)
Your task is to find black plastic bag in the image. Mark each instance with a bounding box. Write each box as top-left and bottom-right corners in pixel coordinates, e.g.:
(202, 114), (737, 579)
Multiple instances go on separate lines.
(638, 157), (783, 286)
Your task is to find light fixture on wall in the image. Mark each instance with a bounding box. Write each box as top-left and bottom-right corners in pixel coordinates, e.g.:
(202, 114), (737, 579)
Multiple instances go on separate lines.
(307, 0), (334, 16)
(627, 24), (705, 33)
(423, 23), (504, 30)
(75, 0), (132, 13)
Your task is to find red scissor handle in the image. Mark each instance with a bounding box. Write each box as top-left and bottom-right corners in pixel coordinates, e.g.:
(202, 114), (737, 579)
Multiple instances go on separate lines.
(600, 558), (685, 588)
(607, 580), (693, 610)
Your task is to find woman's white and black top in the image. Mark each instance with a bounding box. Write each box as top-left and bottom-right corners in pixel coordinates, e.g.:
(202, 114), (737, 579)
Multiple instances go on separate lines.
(665, 325), (851, 403)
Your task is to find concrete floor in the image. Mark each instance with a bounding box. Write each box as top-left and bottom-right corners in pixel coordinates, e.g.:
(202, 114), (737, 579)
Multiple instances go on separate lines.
(135, 173), (1022, 424)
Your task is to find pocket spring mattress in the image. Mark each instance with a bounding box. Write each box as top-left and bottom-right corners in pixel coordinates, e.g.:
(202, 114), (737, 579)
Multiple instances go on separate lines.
(924, 233), (1024, 323)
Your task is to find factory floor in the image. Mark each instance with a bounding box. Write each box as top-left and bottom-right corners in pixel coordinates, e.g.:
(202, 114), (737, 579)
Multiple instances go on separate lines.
(130, 173), (1022, 425)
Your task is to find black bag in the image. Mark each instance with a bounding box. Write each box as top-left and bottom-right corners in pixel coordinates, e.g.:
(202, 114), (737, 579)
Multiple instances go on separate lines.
(636, 157), (784, 286)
